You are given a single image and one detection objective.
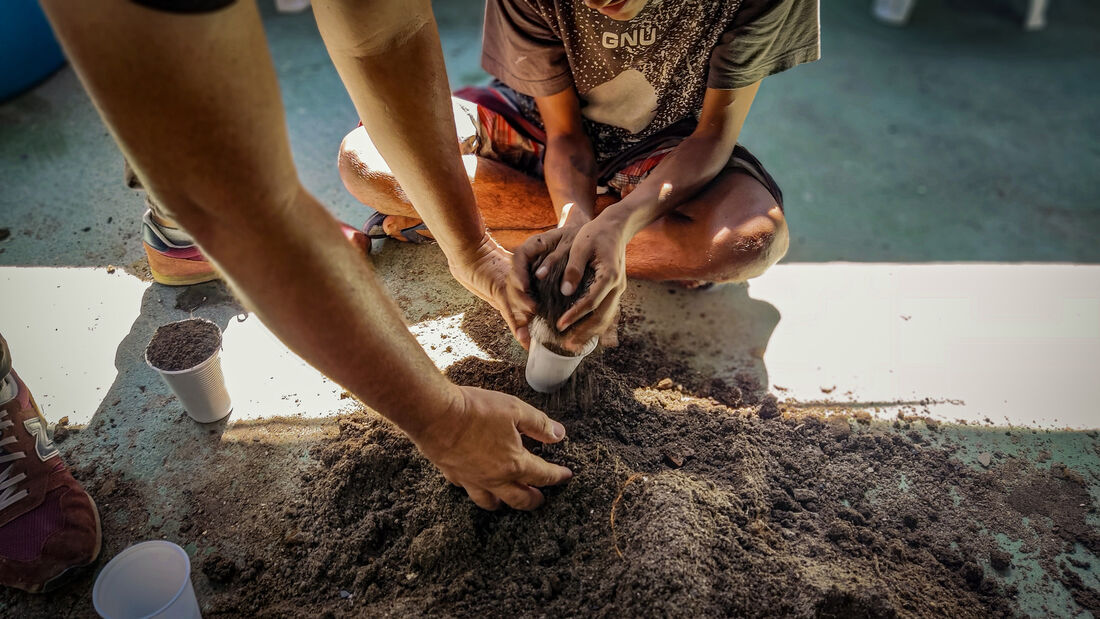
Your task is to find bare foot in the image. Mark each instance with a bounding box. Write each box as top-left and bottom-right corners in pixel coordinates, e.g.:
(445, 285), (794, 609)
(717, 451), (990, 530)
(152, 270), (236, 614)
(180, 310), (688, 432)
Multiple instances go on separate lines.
(382, 215), (435, 242)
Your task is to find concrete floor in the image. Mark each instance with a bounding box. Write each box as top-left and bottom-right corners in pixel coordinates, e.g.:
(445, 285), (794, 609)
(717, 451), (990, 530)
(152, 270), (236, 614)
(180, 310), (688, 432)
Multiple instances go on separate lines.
(0, 0), (1098, 616)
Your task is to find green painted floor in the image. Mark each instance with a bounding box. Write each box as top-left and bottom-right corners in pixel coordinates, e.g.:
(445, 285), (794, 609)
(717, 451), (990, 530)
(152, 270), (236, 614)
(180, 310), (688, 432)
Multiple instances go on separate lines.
(2, 1), (1098, 269)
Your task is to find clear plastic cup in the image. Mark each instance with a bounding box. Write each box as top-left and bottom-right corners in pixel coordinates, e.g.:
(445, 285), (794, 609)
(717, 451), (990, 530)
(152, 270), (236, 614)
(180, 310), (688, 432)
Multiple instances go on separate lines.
(525, 335), (598, 394)
(145, 320), (232, 424)
(872, 0), (917, 25)
(93, 541), (201, 619)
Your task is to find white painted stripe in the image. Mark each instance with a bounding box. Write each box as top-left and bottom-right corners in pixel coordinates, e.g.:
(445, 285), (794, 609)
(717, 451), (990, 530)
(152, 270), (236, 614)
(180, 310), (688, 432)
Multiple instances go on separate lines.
(1, 264), (1096, 429)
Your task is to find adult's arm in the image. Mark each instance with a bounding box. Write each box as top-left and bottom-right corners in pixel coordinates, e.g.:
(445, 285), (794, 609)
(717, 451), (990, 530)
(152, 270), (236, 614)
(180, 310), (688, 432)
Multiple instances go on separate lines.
(39, 0), (570, 511)
(312, 0), (529, 345)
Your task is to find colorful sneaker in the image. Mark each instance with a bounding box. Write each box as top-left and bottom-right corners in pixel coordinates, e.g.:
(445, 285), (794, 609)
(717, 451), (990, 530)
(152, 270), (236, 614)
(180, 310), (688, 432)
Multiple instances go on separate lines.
(141, 209), (219, 286)
(0, 369), (102, 593)
(143, 210), (369, 283)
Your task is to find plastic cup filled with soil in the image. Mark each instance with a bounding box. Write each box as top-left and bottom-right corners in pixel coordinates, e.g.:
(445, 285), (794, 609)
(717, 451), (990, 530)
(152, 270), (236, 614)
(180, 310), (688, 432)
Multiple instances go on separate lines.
(526, 317), (598, 393)
(93, 541), (201, 619)
(145, 318), (231, 423)
(525, 260), (599, 393)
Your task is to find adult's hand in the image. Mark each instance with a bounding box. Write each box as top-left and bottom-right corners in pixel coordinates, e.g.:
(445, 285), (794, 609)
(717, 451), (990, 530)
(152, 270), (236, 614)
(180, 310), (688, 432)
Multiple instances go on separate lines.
(412, 386), (573, 510)
(449, 233), (532, 349)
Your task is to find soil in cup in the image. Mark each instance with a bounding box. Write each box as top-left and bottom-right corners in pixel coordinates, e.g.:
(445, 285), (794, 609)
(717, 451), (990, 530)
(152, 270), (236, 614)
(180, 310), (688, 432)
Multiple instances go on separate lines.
(146, 319), (221, 372)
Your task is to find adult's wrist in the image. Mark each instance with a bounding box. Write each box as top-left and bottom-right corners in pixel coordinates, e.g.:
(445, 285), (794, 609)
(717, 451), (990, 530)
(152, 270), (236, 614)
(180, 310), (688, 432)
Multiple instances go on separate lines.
(442, 229), (499, 267)
(399, 382), (467, 450)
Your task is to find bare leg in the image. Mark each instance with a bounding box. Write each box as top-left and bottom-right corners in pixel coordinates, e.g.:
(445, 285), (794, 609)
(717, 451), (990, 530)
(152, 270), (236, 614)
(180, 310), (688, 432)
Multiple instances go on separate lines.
(342, 127), (786, 282)
(620, 169), (788, 283)
(340, 125), (558, 231)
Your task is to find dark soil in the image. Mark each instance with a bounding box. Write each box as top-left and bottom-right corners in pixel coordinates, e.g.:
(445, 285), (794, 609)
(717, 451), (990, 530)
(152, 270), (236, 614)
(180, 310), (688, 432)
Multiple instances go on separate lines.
(12, 300), (1095, 618)
(183, 303), (1097, 617)
(145, 318), (221, 371)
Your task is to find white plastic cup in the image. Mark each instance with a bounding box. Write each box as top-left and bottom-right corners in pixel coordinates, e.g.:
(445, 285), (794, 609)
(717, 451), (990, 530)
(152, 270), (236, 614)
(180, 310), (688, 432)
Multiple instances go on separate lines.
(146, 321), (232, 424)
(872, 0), (917, 25)
(274, 0), (310, 12)
(93, 541), (201, 619)
(525, 335), (598, 394)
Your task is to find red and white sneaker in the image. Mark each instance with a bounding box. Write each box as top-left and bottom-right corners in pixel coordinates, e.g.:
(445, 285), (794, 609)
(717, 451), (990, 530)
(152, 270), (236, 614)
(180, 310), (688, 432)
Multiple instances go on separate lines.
(0, 366), (101, 593)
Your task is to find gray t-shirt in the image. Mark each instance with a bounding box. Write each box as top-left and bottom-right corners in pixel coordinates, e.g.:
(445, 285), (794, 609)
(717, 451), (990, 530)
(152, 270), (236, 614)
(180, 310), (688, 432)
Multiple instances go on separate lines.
(482, 0), (820, 163)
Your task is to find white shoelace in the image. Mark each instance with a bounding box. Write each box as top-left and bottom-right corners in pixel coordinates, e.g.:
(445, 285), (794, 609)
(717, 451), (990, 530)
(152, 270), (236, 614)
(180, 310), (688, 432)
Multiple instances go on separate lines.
(143, 209), (195, 248)
(0, 374), (15, 406)
(0, 378), (28, 512)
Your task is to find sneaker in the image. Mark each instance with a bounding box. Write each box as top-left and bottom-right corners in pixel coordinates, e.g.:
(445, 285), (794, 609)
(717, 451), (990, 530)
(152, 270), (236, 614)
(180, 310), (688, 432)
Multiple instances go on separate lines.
(142, 210), (219, 286)
(0, 369), (102, 593)
(143, 210), (370, 284)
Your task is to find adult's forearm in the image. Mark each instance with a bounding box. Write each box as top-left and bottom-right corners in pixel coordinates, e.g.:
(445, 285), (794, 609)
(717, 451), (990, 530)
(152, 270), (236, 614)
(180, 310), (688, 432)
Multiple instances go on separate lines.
(40, 0), (459, 439)
(314, 0), (486, 263)
(176, 187), (465, 440)
(543, 134), (599, 228)
(201, 191), (459, 438)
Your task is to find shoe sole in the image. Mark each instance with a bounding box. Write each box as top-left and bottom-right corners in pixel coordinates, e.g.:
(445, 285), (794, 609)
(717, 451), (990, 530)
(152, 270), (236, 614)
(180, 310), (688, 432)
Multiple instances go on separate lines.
(151, 270), (221, 287)
(35, 495), (104, 595)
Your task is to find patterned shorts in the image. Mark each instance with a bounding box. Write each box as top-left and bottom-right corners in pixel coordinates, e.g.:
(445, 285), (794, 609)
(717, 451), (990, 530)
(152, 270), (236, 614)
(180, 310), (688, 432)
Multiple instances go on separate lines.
(451, 86), (783, 207)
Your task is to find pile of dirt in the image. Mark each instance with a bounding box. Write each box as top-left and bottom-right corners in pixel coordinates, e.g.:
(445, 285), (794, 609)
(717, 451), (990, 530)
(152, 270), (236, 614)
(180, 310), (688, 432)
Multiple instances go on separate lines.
(189, 302), (1097, 617)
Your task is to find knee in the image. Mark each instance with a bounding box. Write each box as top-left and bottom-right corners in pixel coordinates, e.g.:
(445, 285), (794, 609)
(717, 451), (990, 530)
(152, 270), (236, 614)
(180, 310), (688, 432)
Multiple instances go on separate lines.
(338, 127), (405, 205)
(338, 126), (389, 182)
(704, 205), (788, 282)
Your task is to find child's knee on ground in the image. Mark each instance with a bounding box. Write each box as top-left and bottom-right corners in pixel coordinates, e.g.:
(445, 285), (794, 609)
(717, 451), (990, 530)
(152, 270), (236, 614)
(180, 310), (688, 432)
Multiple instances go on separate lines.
(705, 213), (788, 282)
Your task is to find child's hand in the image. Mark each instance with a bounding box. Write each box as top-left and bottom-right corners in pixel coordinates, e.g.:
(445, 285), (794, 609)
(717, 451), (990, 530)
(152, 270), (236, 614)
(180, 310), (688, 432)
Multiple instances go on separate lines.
(554, 218), (627, 350)
(507, 225), (580, 345)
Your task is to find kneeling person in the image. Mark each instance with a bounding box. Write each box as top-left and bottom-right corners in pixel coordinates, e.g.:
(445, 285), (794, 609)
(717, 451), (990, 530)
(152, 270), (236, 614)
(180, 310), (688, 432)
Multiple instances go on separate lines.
(340, 0), (819, 347)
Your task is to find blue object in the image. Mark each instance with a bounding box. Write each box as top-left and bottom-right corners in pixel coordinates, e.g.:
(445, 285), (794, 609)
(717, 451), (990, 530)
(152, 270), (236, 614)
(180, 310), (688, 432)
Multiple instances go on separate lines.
(0, 0), (66, 101)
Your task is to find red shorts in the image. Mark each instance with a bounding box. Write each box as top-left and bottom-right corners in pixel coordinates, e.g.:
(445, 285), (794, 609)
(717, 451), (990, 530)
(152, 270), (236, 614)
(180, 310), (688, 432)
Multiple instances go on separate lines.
(451, 85), (784, 206)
